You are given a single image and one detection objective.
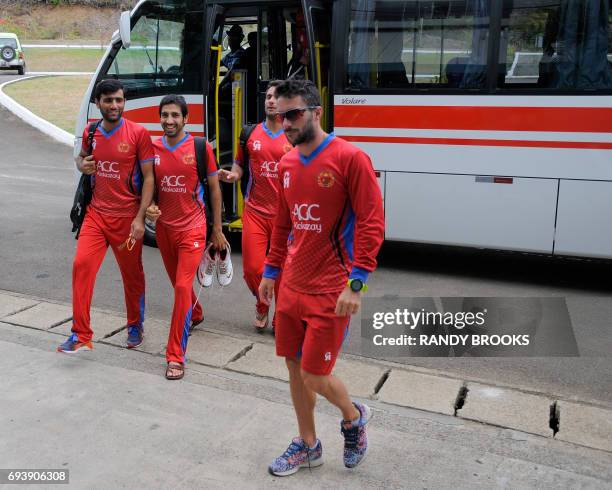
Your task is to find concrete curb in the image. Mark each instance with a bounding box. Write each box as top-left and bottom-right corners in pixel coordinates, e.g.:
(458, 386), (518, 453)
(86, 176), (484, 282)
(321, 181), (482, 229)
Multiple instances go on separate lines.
(0, 75), (75, 147)
(1, 289), (611, 453)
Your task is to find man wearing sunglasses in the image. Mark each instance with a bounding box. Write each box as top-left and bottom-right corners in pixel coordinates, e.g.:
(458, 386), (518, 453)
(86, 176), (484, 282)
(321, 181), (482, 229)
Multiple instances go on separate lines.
(218, 80), (292, 332)
(259, 80), (384, 476)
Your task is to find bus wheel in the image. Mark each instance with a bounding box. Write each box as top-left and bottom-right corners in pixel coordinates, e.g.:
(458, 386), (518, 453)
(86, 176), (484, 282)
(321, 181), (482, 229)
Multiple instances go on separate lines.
(144, 218), (157, 248)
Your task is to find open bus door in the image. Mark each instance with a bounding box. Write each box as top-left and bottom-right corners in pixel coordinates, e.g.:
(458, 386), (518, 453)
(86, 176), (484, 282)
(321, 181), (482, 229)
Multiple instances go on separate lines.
(203, 0), (332, 231)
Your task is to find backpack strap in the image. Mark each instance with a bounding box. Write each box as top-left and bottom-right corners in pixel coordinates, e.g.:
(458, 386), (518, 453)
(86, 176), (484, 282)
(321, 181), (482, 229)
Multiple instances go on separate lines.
(87, 121), (100, 155)
(239, 123), (258, 196)
(194, 136), (208, 187)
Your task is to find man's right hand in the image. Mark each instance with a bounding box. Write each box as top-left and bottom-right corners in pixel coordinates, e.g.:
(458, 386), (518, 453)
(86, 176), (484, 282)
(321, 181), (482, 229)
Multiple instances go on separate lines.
(145, 204), (161, 222)
(80, 155), (96, 175)
(258, 277), (276, 306)
(218, 169), (239, 183)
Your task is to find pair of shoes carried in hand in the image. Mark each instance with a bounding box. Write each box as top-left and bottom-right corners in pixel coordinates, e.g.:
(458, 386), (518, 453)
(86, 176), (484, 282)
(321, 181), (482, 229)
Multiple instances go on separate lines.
(197, 242), (233, 287)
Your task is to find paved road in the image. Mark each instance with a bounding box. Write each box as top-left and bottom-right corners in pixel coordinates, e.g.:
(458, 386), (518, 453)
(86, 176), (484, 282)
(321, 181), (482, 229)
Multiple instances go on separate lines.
(0, 97), (611, 406)
(2, 324), (611, 489)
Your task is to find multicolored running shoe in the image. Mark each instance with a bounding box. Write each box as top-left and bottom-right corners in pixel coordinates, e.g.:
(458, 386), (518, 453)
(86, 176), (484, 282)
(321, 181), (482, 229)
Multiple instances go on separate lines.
(126, 325), (143, 349)
(341, 402), (372, 468)
(268, 437), (323, 476)
(57, 333), (93, 353)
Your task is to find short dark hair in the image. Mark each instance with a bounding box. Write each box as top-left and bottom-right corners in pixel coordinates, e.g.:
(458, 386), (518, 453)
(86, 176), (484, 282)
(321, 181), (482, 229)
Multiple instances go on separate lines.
(94, 79), (124, 101)
(159, 94), (189, 117)
(274, 79), (321, 107)
(266, 80), (283, 91)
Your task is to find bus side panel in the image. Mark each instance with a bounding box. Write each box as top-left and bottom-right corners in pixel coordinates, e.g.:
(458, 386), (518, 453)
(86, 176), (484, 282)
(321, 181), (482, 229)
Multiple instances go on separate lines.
(87, 95), (205, 137)
(384, 173), (557, 253)
(555, 180), (612, 259)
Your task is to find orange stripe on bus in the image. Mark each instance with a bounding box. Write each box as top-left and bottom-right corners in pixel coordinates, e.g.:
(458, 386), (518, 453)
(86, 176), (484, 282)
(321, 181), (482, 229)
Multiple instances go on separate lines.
(334, 106), (612, 133)
(339, 135), (612, 150)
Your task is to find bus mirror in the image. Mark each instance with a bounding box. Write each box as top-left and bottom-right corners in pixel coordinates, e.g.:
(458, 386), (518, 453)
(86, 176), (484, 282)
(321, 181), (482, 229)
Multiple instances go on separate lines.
(119, 11), (131, 49)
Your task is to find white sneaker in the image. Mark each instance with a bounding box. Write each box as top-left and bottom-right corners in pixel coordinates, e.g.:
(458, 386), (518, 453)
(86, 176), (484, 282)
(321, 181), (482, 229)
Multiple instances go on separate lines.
(216, 242), (233, 286)
(197, 243), (217, 287)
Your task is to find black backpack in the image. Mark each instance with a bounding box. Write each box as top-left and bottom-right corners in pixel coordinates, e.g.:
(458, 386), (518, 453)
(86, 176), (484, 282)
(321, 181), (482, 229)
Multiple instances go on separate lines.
(70, 120), (100, 239)
(194, 136), (220, 239)
(239, 124), (258, 198)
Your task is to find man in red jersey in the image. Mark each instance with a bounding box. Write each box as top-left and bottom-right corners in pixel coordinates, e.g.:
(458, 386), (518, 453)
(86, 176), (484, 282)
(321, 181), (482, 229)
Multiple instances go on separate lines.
(145, 95), (225, 380)
(58, 79), (155, 354)
(259, 80), (384, 476)
(218, 81), (292, 332)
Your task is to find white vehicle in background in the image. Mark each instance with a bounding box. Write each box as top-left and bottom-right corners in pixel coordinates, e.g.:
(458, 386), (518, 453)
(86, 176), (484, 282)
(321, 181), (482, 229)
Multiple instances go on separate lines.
(75, 0), (612, 258)
(0, 33), (26, 75)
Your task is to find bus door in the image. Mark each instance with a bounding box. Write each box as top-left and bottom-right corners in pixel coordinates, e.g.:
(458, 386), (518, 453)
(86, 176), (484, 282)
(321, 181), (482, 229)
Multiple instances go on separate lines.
(302, 0), (332, 130)
(205, 1), (313, 226)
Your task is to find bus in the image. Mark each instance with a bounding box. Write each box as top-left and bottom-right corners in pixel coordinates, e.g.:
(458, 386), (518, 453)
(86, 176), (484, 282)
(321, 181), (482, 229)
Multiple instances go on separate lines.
(74, 0), (612, 258)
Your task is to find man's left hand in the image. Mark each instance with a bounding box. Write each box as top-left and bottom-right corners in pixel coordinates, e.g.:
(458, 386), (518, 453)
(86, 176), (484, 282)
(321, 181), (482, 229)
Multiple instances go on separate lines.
(335, 286), (362, 316)
(130, 217), (145, 241)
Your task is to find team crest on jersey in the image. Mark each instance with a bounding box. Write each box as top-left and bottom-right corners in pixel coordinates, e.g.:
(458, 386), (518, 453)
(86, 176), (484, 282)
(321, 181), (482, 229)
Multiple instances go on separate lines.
(252, 140), (262, 151)
(154, 154), (161, 166)
(283, 143), (292, 154)
(283, 171), (290, 189)
(118, 141), (130, 153)
(183, 153), (195, 165)
(317, 171), (335, 188)
(92, 139), (97, 150)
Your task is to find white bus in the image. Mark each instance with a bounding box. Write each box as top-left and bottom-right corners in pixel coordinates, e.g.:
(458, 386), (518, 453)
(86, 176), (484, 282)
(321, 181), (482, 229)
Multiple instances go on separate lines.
(75, 0), (612, 258)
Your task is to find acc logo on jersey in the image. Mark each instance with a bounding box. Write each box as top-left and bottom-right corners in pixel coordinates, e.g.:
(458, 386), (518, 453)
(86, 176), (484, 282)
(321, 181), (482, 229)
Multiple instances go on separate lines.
(118, 142), (130, 153)
(283, 171), (290, 189)
(97, 160), (119, 173)
(317, 171), (335, 188)
(183, 153), (195, 165)
(252, 140), (262, 151)
(260, 161), (280, 173)
(161, 175), (186, 187)
(293, 203), (320, 221)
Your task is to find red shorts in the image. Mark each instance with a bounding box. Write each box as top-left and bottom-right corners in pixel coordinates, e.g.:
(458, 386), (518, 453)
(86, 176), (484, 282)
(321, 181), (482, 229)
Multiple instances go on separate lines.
(275, 285), (350, 376)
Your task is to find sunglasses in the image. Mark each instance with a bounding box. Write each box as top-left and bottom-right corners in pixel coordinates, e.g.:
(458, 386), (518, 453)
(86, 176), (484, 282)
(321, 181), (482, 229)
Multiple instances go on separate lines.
(277, 106), (318, 122)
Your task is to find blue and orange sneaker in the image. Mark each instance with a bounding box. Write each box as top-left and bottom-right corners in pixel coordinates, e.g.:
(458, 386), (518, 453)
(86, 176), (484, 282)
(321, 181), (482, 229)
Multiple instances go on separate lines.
(341, 402), (372, 468)
(57, 333), (93, 353)
(268, 437), (323, 477)
(126, 325), (143, 349)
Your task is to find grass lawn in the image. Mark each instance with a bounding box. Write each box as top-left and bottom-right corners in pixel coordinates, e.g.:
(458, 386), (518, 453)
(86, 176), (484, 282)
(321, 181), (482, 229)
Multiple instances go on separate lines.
(4, 75), (92, 134)
(23, 48), (105, 73)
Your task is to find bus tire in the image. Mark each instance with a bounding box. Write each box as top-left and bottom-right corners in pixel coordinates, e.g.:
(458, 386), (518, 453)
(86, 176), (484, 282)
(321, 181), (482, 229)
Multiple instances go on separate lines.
(143, 219), (157, 248)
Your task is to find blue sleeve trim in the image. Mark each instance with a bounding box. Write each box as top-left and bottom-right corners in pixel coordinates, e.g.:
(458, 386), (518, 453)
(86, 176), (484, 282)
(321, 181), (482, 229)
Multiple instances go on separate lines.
(349, 267), (369, 283)
(139, 158), (155, 165)
(263, 264), (281, 280)
(207, 170), (218, 177)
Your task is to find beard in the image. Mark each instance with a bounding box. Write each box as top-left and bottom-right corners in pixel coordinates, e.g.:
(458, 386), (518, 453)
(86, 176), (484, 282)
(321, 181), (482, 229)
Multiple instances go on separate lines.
(265, 110), (277, 123)
(100, 107), (123, 123)
(286, 118), (316, 145)
(163, 124), (184, 138)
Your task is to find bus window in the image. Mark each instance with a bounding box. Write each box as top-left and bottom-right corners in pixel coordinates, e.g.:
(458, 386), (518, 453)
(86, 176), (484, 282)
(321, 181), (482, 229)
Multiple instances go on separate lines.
(346, 0), (491, 90)
(102, 1), (204, 99)
(500, 0), (612, 90)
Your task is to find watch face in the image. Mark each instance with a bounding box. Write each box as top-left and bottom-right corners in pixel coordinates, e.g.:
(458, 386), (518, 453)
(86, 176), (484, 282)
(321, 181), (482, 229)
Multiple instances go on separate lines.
(350, 279), (363, 292)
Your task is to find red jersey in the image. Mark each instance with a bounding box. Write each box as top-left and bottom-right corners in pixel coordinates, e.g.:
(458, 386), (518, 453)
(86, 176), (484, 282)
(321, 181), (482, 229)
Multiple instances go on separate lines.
(264, 135), (385, 294)
(82, 118), (155, 218)
(152, 134), (218, 231)
(235, 122), (292, 219)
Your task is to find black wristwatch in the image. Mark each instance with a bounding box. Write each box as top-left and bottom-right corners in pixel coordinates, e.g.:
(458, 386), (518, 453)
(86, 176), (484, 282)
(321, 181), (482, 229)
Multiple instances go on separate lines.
(348, 279), (368, 293)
